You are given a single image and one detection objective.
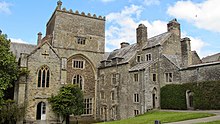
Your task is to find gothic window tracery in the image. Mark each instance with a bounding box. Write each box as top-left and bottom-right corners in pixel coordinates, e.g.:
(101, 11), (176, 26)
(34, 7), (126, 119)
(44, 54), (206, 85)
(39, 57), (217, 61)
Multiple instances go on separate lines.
(72, 74), (83, 90)
(37, 66), (50, 88)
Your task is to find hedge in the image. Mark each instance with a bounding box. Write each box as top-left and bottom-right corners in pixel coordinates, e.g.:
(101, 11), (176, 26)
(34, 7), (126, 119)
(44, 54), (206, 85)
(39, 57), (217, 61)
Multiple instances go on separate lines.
(161, 81), (220, 110)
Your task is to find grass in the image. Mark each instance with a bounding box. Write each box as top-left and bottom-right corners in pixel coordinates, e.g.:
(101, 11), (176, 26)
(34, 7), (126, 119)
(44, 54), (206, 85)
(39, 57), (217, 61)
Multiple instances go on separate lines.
(197, 120), (220, 124)
(97, 110), (215, 124)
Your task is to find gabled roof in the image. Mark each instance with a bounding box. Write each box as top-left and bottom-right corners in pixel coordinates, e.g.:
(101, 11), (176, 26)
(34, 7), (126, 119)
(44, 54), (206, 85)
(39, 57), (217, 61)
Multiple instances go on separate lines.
(142, 32), (172, 50)
(101, 32), (172, 67)
(105, 44), (138, 66)
(129, 60), (156, 72)
(28, 36), (60, 60)
(10, 42), (36, 61)
(163, 54), (181, 68)
(202, 53), (220, 63)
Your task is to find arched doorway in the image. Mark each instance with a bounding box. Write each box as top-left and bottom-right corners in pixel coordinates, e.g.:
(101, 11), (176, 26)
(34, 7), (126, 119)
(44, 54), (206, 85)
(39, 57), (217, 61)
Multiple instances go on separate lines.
(186, 90), (194, 110)
(152, 87), (157, 109)
(36, 102), (46, 120)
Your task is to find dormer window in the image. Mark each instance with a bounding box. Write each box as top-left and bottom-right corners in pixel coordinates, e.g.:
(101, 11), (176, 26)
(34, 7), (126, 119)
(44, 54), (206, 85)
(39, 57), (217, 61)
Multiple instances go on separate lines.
(136, 55), (141, 63)
(146, 53), (152, 61)
(76, 37), (86, 45)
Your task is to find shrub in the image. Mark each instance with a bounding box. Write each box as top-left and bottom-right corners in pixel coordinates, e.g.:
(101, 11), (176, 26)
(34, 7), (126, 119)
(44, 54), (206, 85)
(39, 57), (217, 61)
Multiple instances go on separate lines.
(161, 81), (220, 110)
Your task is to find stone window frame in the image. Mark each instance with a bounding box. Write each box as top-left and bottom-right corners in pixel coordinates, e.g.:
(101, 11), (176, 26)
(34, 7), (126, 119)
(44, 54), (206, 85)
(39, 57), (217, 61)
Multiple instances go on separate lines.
(110, 106), (117, 120)
(72, 59), (85, 69)
(152, 73), (157, 82)
(146, 53), (152, 61)
(111, 91), (115, 101)
(61, 57), (67, 70)
(134, 73), (139, 82)
(111, 73), (120, 85)
(133, 93), (139, 103)
(37, 65), (50, 88)
(72, 74), (84, 90)
(76, 36), (86, 45)
(134, 109), (139, 116)
(100, 74), (105, 85)
(136, 55), (141, 63)
(100, 90), (105, 100)
(100, 106), (107, 121)
(165, 72), (173, 82)
(83, 98), (93, 115)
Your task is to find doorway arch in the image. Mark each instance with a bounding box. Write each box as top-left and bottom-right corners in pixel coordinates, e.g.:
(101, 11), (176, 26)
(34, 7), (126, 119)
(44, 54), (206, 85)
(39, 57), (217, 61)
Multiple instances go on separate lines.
(152, 87), (157, 109)
(36, 102), (46, 120)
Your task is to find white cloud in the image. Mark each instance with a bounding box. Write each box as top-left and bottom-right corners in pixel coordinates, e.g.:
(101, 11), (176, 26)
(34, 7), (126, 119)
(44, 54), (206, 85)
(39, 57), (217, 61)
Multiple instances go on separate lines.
(143, 0), (160, 6)
(106, 4), (167, 51)
(0, 1), (12, 14)
(167, 0), (220, 33)
(10, 38), (28, 44)
(182, 32), (207, 57)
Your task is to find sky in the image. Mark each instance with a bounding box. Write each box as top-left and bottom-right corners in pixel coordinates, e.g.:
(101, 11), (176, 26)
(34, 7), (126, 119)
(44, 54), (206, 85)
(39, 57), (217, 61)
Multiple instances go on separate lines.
(0, 0), (219, 58)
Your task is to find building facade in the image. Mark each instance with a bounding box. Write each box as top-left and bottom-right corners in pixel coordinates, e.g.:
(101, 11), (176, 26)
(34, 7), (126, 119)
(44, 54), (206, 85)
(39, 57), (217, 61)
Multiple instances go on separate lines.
(10, 1), (220, 123)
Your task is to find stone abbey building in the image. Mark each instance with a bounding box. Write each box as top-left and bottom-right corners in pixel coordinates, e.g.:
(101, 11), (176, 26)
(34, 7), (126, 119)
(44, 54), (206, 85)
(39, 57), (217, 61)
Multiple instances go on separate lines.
(10, 1), (220, 123)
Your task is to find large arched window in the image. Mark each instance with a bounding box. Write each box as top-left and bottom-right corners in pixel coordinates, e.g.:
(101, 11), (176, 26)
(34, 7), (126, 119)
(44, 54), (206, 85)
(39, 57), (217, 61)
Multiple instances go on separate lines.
(72, 75), (83, 90)
(38, 66), (50, 87)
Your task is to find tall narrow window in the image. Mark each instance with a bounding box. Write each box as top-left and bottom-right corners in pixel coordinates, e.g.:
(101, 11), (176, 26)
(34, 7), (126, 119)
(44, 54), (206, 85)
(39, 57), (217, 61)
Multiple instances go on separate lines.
(111, 91), (115, 101)
(165, 73), (173, 82)
(37, 66), (50, 88)
(112, 74), (116, 84)
(134, 73), (139, 82)
(73, 75), (83, 90)
(136, 55), (141, 63)
(152, 73), (157, 82)
(134, 94), (139, 103)
(84, 98), (93, 115)
(146, 53), (152, 61)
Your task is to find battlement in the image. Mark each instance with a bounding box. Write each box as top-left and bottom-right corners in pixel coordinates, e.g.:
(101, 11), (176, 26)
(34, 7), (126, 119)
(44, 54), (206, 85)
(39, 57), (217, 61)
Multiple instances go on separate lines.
(56, 0), (105, 21)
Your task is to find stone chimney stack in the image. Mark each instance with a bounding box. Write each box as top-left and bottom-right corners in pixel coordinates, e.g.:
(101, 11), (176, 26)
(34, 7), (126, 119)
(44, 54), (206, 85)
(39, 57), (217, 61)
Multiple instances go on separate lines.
(120, 42), (130, 48)
(37, 32), (42, 45)
(57, 0), (62, 10)
(167, 18), (181, 37)
(136, 24), (147, 46)
(181, 37), (192, 67)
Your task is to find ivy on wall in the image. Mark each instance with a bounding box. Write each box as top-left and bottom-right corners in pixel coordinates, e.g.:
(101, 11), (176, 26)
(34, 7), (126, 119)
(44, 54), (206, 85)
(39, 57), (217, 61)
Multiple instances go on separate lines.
(161, 81), (220, 110)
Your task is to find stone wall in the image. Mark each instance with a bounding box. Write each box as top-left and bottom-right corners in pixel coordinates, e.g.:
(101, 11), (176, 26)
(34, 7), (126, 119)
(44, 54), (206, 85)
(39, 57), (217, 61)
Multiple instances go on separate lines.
(181, 62), (220, 83)
(25, 43), (61, 122)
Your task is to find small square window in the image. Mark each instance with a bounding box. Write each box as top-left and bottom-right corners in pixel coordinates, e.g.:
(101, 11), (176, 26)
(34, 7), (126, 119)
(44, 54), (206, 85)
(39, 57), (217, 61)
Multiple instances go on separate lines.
(165, 73), (173, 82)
(76, 37), (86, 45)
(134, 110), (139, 116)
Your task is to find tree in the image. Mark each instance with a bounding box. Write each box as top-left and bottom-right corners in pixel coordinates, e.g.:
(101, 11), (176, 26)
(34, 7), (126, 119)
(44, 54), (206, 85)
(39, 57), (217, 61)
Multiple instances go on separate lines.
(48, 84), (84, 124)
(0, 32), (19, 107)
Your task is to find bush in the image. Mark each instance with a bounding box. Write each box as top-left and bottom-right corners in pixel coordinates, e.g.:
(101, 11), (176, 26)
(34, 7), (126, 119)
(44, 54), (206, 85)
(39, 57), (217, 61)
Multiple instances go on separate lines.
(161, 81), (220, 110)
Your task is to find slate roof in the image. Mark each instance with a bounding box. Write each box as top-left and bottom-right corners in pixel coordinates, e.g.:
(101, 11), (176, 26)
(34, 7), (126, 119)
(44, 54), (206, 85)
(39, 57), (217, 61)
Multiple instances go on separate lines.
(10, 42), (36, 61)
(129, 61), (156, 72)
(105, 44), (138, 65)
(101, 31), (172, 68)
(163, 54), (182, 68)
(142, 32), (172, 50)
(202, 53), (220, 63)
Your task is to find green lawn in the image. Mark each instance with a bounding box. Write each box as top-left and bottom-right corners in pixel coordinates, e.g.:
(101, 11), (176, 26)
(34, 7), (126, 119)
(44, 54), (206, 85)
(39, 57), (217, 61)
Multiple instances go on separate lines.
(197, 120), (220, 124)
(97, 111), (215, 124)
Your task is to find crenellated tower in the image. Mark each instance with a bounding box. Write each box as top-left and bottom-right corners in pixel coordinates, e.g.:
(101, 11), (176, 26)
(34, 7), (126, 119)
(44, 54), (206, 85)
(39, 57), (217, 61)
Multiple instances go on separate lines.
(46, 1), (105, 53)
